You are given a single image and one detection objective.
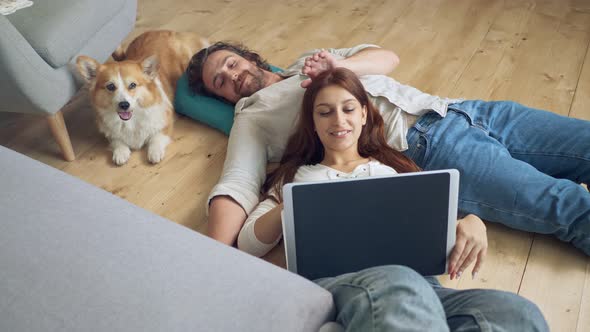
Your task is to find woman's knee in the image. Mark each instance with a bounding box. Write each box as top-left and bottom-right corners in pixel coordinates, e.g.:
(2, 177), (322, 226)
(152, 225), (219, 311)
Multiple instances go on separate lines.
(349, 266), (447, 330)
(324, 266), (447, 332)
(372, 264), (423, 280)
(320, 265), (443, 316)
(356, 265), (440, 303)
(360, 265), (428, 288)
(324, 265), (434, 299)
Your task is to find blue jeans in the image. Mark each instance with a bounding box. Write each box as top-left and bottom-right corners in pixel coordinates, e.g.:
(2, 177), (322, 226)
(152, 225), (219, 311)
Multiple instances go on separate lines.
(315, 265), (548, 331)
(404, 100), (590, 255)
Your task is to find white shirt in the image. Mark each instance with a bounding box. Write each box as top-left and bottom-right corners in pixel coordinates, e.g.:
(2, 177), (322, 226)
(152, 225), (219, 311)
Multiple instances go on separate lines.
(237, 160), (398, 257)
(208, 44), (463, 216)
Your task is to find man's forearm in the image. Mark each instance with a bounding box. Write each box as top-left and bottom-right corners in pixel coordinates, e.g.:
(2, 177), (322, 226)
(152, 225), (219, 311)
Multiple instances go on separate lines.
(338, 47), (399, 76)
(207, 196), (247, 246)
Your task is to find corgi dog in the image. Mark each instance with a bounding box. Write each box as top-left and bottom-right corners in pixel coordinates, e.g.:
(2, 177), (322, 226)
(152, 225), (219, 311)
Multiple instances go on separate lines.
(76, 31), (208, 165)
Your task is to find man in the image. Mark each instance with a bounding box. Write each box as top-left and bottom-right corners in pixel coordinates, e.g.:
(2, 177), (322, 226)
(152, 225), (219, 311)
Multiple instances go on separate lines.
(187, 42), (590, 255)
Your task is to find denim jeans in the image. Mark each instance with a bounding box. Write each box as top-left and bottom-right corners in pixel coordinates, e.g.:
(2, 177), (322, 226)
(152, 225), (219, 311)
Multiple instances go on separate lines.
(315, 265), (548, 332)
(404, 100), (590, 255)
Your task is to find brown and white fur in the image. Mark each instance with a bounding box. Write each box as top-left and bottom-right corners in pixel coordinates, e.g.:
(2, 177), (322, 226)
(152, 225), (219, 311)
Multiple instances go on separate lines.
(76, 31), (208, 165)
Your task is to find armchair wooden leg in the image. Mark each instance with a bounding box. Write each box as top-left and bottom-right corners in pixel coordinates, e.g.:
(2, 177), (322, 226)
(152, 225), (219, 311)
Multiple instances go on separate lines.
(47, 111), (75, 161)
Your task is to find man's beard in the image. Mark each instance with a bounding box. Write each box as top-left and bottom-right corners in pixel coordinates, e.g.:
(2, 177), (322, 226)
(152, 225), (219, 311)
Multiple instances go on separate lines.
(239, 67), (266, 98)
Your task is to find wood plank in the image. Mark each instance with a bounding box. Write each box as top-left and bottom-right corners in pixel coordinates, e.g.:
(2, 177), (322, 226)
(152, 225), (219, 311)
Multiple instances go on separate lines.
(454, 0), (590, 114)
(207, 0), (291, 43)
(570, 46), (590, 120)
(60, 117), (227, 228)
(450, 0), (536, 100)
(577, 257), (590, 332)
(147, 129), (227, 231)
(435, 0), (538, 294)
(455, 2), (590, 330)
(1, 89), (103, 171)
(201, 0), (325, 66)
(569, 0), (590, 121)
(248, 0), (381, 66)
(133, 0), (235, 37)
(448, 3), (590, 330)
(519, 235), (589, 332)
(400, 0), (536, 293)
(380, 0), (505, 97)
(341, 0), (415, 47)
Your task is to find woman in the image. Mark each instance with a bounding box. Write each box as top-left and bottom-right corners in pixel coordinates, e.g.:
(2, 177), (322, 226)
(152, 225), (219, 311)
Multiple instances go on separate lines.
(236, 68), (548, 331)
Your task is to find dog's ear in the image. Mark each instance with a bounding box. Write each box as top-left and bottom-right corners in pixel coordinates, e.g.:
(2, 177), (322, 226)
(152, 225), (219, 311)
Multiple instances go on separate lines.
(76, 56), (100, 83)
(142, 55), (159, 80)
(200, 37), (210, 49)
(111, 45), (126, 61)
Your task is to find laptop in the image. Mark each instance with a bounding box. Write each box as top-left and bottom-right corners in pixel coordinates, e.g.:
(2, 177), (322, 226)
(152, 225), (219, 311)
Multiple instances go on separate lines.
(281, 169), (459, 280)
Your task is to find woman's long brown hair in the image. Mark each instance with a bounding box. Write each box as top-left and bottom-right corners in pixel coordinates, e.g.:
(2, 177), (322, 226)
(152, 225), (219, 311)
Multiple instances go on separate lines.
(263, 67), (420, 202)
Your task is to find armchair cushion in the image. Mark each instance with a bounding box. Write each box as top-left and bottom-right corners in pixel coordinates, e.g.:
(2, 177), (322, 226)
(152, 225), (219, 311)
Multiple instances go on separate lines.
(6, 0), (127, 68)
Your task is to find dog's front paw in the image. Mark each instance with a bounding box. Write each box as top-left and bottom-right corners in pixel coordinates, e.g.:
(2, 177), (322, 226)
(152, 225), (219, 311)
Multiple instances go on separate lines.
(112, 146), (131, 165)
(147, 134), (170, 164)
(147, 143), (166, 164)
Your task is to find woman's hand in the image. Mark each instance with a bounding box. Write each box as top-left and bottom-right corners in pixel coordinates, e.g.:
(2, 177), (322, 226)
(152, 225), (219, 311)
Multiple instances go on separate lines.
(300, 50), (340, 88)
(448, 214), (487, 280)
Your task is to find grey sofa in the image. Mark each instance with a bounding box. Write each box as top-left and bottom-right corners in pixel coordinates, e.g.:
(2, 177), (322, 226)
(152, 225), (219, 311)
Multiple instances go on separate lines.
(0, 145), (339, 332)
(0, 0), (136, 161)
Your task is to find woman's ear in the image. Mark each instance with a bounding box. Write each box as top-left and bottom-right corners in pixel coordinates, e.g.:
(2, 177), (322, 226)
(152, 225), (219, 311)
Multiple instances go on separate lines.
(362, 105), (368, 126)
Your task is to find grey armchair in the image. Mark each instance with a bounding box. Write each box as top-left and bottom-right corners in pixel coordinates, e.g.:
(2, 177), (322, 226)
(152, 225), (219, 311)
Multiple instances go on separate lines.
(0, 0), (137, 161)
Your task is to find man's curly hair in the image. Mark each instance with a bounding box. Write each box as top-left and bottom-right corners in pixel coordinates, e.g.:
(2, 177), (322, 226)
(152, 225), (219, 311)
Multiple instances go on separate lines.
(186, 41), (272, 98)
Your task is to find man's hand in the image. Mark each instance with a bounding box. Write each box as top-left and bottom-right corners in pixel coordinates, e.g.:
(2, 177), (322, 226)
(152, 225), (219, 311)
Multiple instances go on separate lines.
(300, 47), (400, 88)
(448, 214), (488, 280)
(300, 50), (340, 88)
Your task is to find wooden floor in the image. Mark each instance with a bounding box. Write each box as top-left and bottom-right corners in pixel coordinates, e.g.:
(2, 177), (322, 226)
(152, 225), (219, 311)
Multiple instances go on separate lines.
(2, 0), (590, 330)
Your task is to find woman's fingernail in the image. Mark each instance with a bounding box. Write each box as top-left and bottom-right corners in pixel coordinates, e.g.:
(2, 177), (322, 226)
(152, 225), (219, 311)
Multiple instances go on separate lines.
(457, 271), (462, 279)
(472, 272), (478, 280)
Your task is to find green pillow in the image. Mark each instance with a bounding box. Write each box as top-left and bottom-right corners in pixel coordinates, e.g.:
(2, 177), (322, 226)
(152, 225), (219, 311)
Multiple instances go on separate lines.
(175, 65), (283, 135)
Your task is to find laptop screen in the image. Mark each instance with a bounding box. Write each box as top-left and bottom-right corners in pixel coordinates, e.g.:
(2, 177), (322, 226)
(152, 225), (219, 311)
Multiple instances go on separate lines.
(286, 171), (455, 280)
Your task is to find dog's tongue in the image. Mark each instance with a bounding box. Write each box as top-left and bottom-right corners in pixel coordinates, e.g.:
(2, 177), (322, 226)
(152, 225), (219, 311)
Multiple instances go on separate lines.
(118, 111), (132, 121)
